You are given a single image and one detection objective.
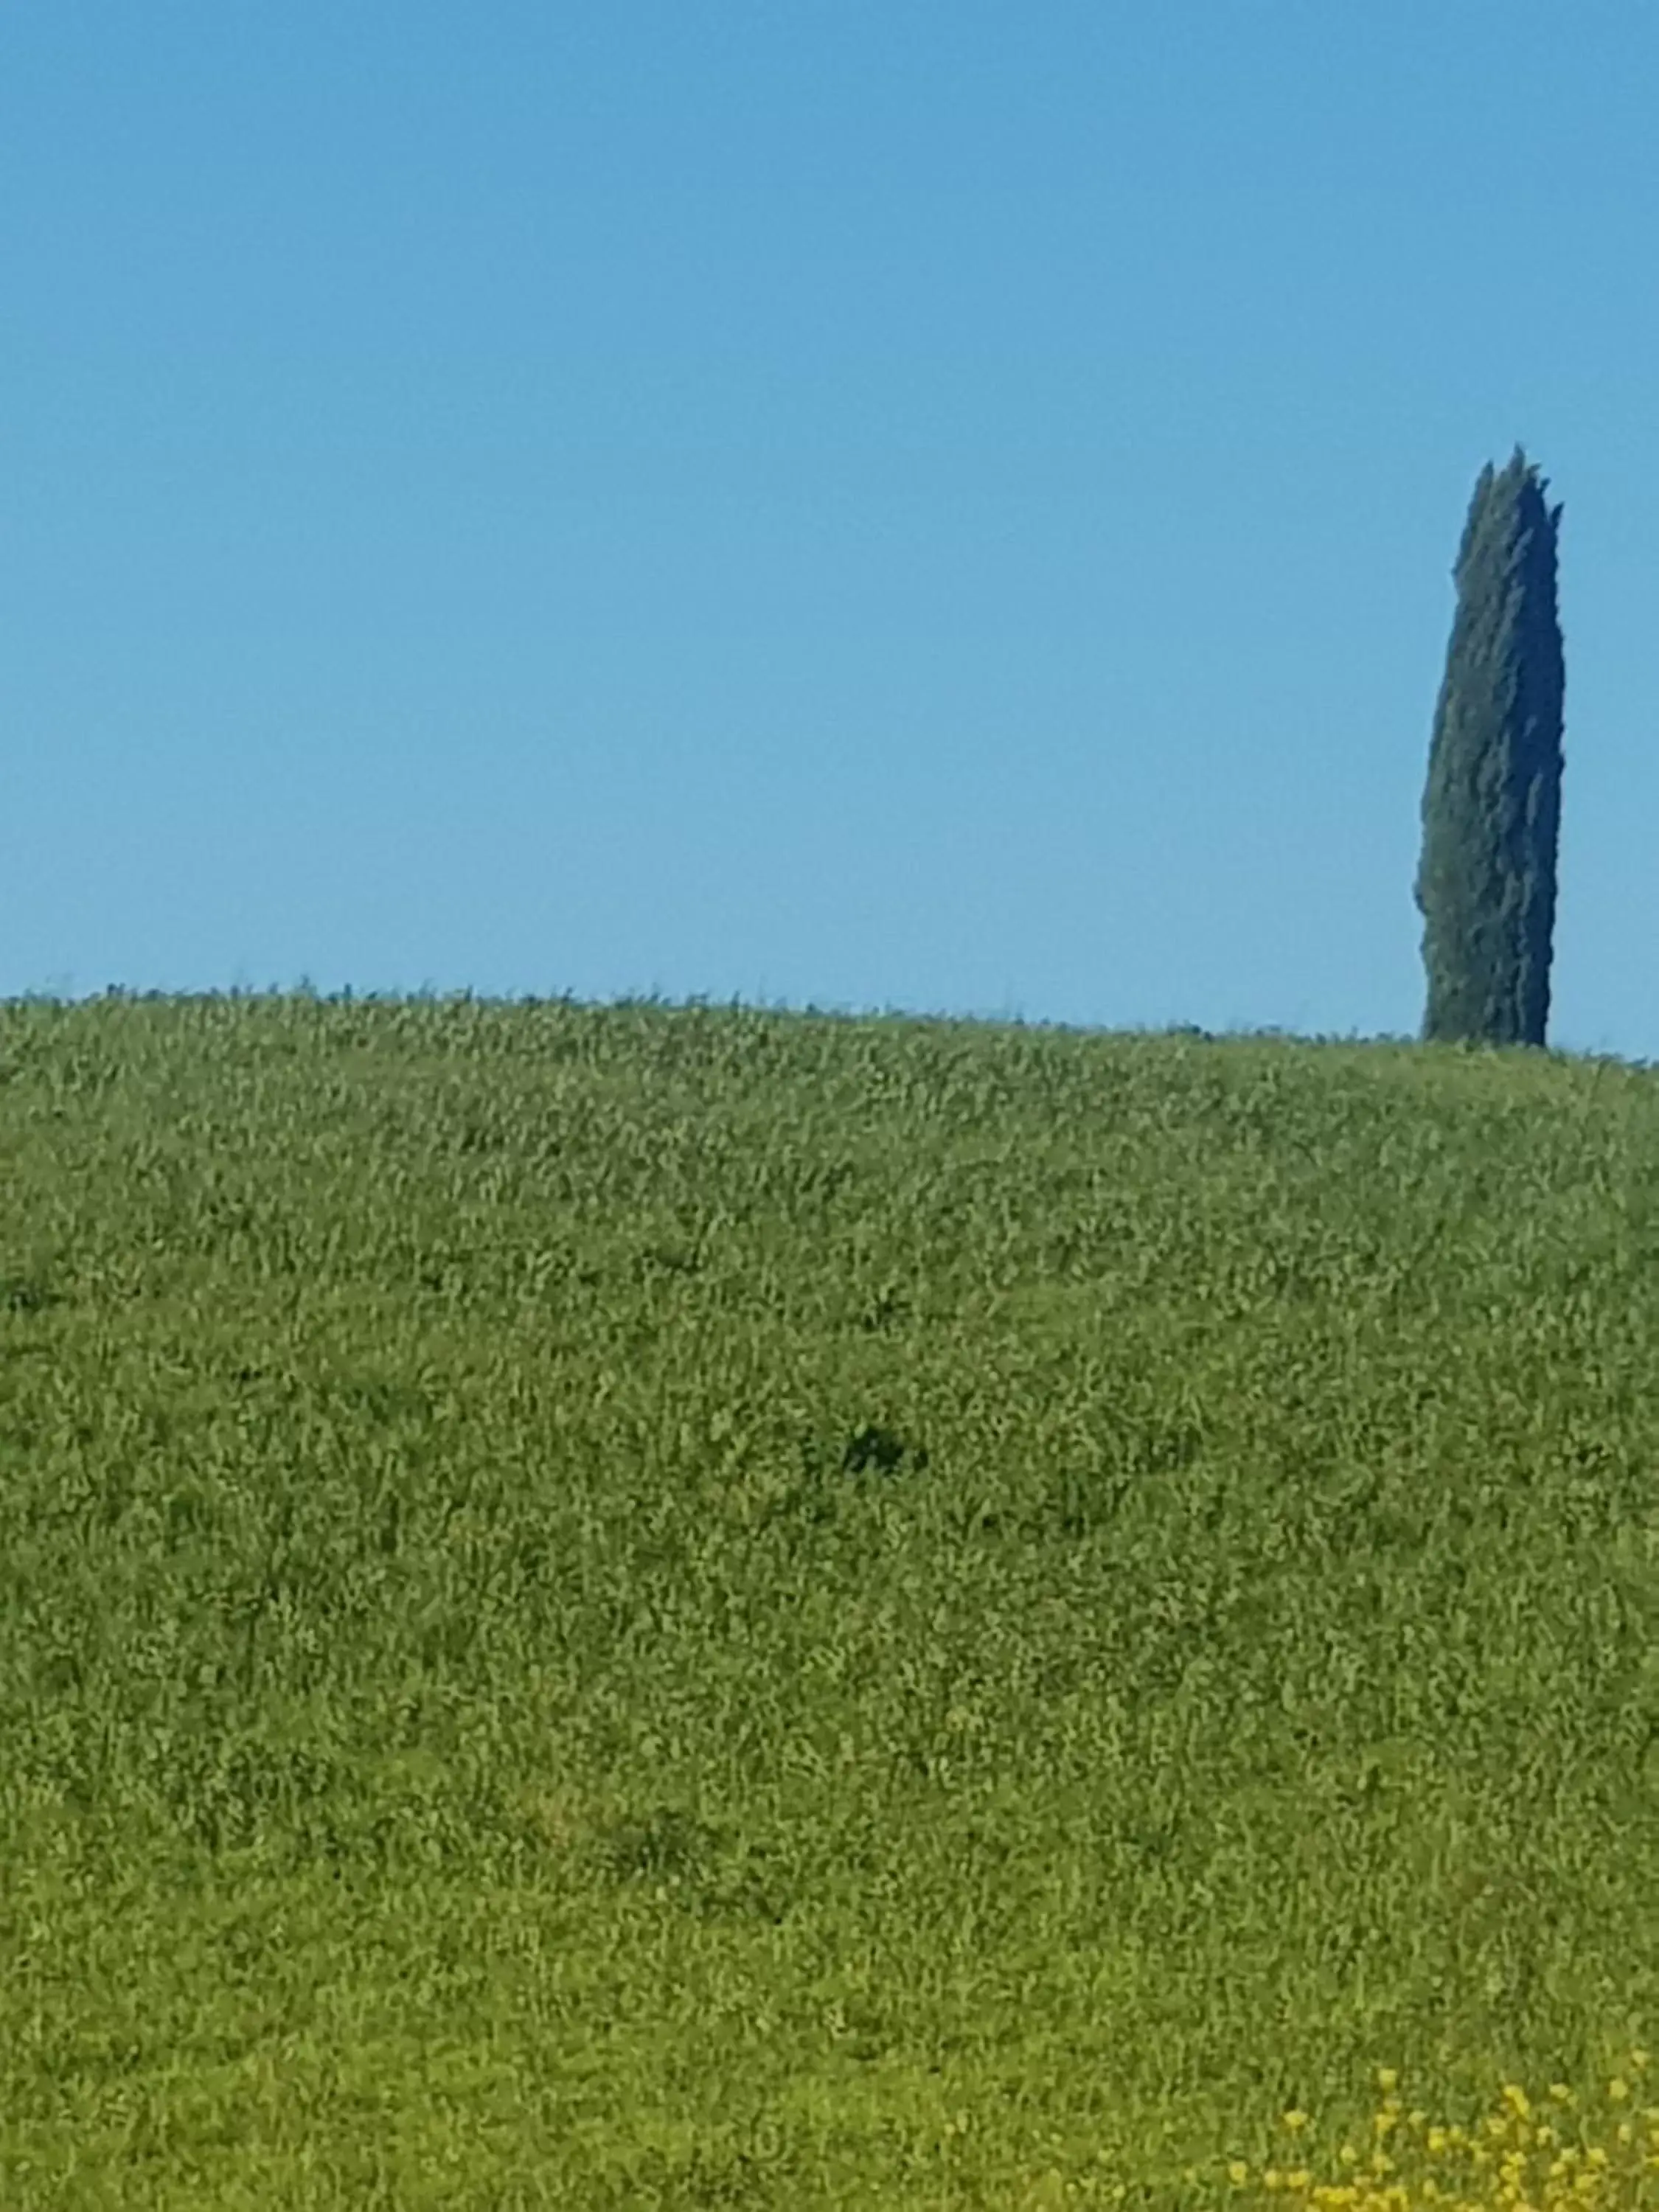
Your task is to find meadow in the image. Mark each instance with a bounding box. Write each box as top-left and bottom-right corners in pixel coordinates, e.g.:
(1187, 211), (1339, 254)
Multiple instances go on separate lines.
(0, 987), (1655, 2209)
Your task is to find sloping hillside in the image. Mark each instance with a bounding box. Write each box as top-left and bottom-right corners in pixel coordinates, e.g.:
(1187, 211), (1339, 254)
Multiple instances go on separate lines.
(1, 990), (1655, 2209)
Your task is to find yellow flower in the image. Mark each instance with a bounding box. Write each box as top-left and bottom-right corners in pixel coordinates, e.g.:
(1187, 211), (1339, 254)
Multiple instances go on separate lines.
(1607, 2079), (1630, 2103)
(1377, 2070), (1399, 2095)
(1503, 2085), (1533, 2120)
(1287, 2171), (1311, 2191)
(1283, 2111), (1312, 2135)
(1630, 2051), (1650, 2075)
(1229, 2160), (1251, 2185)
(1549, 2086), (1574, 2107)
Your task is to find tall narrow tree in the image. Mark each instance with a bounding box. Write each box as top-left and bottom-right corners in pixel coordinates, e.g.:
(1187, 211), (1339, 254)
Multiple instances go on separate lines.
(1415, 448), (1565, 1048)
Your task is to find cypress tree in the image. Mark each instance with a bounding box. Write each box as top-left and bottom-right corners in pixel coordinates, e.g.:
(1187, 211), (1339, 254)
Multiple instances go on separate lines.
(1415, 448), (1565, 1048)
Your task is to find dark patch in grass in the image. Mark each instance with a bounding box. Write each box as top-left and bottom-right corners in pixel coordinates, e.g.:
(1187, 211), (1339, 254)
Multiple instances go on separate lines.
(841, 1422), (928, 1476)
(857, 1282), (909, 1332)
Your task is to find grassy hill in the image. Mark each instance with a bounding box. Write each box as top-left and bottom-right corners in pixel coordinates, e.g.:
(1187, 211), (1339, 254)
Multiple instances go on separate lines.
(1, 988), (1655, 2210)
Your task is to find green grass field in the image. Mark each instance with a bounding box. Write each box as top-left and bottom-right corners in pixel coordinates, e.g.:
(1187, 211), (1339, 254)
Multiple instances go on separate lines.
(1, 988), (1655, 2209)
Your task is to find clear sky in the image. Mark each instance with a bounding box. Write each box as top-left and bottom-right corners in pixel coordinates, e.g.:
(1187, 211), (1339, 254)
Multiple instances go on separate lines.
(7, 4), (1657, 1056)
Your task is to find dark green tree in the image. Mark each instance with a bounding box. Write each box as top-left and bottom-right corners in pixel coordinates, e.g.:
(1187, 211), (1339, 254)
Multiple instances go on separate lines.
(1415, 448), (1565, 1048)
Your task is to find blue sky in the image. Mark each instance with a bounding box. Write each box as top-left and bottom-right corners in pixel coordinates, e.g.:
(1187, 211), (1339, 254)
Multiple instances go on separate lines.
(7, 3), (1657, 1056)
